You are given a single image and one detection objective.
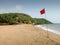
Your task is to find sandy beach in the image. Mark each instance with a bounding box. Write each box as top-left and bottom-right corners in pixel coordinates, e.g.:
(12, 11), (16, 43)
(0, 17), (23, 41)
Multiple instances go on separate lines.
(0, 24), (60, 45)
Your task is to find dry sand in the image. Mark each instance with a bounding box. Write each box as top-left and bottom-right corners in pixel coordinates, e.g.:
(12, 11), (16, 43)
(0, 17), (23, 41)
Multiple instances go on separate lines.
(0, 24), (60, 45)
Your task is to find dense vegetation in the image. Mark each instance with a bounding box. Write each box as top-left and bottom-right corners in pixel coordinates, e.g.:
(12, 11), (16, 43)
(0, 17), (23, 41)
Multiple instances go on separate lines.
(33, 18), (52, 24)
(0, 13), (52, 25)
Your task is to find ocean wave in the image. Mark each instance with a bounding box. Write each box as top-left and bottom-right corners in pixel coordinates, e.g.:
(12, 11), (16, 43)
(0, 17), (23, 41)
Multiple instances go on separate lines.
(35, 25), (60, 35)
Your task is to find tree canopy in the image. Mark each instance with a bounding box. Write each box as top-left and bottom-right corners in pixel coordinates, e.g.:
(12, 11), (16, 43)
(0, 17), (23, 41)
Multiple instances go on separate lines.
(0, 13), (52, 25)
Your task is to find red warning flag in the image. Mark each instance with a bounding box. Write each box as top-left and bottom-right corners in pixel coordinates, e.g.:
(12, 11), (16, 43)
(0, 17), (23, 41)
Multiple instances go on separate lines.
(40, 8), (45, 15)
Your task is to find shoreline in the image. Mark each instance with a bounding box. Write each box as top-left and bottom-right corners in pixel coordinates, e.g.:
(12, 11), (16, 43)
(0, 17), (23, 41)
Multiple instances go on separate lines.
(35, 25), (60, 35)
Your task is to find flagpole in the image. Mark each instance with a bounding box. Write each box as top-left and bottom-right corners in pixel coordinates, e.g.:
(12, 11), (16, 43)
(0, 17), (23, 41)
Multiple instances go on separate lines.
(44, 10), (49, 38)
(40, 8), (49, 38)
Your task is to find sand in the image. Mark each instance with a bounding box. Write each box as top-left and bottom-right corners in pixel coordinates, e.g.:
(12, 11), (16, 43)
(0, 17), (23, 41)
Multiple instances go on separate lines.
(0, 24), (60, 45)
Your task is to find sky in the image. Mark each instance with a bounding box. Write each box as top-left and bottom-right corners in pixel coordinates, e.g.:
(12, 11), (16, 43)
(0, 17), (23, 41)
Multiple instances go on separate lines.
(0, 0), (60, 23)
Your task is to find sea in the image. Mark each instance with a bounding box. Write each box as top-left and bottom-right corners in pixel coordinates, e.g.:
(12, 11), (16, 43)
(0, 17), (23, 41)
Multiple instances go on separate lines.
(35, 23), (60, 35)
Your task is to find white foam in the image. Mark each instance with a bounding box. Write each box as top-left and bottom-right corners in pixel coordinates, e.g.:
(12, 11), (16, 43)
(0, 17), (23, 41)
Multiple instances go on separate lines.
(35, 25), (60, 35)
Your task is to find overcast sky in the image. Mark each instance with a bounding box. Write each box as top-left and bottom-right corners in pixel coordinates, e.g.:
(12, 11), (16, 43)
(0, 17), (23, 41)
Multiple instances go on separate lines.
(0, 0), (60, 23)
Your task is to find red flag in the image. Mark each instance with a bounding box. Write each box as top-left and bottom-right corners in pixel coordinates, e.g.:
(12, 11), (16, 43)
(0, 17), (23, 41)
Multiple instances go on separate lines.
(40, 8), (45, 15)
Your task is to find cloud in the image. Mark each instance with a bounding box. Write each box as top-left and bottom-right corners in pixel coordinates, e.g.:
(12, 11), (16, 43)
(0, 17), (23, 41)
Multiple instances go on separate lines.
(15, 5), (22, 10)
(0, 5), (23, 13)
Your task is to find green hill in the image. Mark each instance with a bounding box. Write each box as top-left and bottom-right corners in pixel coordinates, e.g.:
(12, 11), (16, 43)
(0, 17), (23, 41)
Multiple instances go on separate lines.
(33, 18), (52, 24)
(0, 13), (52, 25)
